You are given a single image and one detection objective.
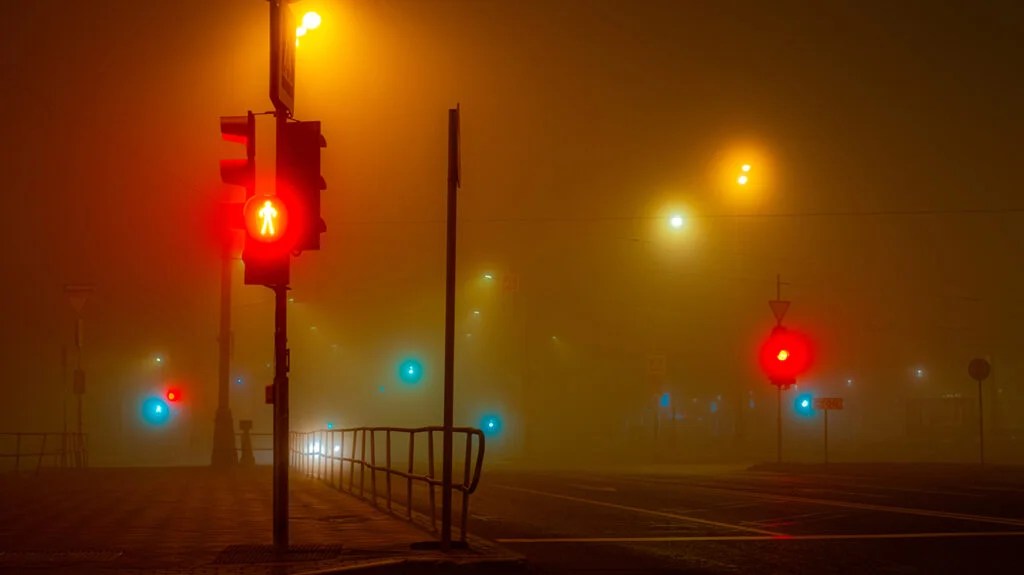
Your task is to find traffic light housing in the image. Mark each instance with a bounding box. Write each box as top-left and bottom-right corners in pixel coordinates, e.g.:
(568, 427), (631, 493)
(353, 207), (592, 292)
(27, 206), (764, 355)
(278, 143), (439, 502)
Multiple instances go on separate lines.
(758, 326), (813, 387)
(219, 111), (292, 286)
(241, 194), (291, 286)
(219, 112), (255, 199)
(278, 120), (327, 252)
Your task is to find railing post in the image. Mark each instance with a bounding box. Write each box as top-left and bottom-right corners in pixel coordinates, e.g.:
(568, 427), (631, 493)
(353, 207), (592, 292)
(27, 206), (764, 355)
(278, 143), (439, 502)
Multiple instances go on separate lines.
(37, 434), (48, 476)
(342, 427), (350, 491)
(461, 432), (473, 542)
(407, 432), (415, 521)
(329, 431), (335, 487)
(359, 429), (366, 498)
(370, 430), (378, 506)
(428, 430), (437, 531)
(15, 434), (21, 474)
(385, 430), (393, 512)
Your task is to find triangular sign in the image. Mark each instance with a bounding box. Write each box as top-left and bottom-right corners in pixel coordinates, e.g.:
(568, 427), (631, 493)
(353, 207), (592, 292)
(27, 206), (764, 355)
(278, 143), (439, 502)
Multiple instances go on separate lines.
(769, 300), (790, 323)
(64, 284), (94, 315)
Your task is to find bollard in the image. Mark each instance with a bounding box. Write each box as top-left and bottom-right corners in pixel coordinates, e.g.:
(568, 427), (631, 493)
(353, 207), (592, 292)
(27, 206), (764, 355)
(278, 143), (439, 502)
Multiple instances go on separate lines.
(239, 420), (255, 466)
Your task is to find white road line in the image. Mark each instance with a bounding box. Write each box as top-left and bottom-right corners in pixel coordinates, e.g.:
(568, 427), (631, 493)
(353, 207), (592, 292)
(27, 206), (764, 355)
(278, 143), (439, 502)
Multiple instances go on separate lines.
(568, 484), (618, 492)
(686, 485), (1024, 528)
(492, 484), (783, 536)
(497, 531), (1024, 544)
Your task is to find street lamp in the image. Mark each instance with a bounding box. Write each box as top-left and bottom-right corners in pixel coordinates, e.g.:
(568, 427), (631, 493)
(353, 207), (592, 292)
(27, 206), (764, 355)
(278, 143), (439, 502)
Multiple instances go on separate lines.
(669, 214), (685, 229)
(295, 12), (322, 46)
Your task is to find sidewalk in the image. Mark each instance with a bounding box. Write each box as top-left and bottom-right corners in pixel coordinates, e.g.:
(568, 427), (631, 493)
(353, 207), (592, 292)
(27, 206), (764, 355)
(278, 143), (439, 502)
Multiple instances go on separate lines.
(0, 466), (525, 574)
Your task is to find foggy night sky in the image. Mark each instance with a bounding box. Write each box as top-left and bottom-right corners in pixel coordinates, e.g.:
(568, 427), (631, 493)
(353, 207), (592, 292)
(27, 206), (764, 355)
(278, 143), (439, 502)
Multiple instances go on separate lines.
(1, 0), (1022, 452)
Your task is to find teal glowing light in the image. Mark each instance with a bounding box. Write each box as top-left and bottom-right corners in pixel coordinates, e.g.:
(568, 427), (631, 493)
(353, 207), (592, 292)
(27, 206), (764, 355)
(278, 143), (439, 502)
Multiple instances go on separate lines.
(398, 359), (423, 384)
(142, 397), (171, 426)
(481, 414), (503, 436)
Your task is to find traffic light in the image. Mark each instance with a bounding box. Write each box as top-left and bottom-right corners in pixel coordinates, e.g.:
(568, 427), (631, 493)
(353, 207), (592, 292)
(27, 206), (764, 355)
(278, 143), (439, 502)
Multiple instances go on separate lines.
(398, 358), (423, 384)
(219, 112), (255, 198)
(242, 194), (291, 286)
(794, 393), (815, 416)
(219, 111), (292, 286)
(278, 120), (327, 252)
(481, 414), (503, 436)
(758, 326), (813, 387)
(141, 396), (171, 426)
(165, 387), (182, 403)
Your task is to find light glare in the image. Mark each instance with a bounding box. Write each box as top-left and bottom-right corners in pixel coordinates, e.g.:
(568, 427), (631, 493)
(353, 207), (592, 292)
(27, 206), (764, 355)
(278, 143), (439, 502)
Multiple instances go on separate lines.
(302, 12), (322, 30)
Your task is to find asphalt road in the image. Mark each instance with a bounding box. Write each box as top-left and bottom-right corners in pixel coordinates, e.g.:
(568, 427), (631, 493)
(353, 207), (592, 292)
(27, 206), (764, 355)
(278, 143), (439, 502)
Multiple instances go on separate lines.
(465, 464), (1024, 574)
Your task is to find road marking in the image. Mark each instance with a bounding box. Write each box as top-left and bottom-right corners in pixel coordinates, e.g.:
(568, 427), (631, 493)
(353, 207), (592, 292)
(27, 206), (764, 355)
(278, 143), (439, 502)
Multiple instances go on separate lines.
(568, 483), (617, 492)
(492, 484), (783, 536)
(686, 484), (1024, 528)
(497, 530), (1024, 544)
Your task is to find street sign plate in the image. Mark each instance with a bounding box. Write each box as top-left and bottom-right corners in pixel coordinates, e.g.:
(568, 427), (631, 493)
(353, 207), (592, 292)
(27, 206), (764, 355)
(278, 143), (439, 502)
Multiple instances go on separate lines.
(814, 397), (843, 410)
(768, 300), (790, 324)
(270, 2), (296, 115)
(968, 358), (991, 382)
(646, 354), (666, 377)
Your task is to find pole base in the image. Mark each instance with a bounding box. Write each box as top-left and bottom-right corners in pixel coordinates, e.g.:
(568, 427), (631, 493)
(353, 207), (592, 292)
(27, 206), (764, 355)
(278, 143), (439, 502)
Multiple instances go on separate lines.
(211, 407), (238, 467)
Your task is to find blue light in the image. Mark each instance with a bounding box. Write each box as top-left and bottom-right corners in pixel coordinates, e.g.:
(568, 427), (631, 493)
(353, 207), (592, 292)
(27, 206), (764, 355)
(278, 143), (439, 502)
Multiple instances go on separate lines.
(142, 397), (171, 426)
(235, 377), (243, 385)
(398, 359), (423, 384)
(326, 422), (334, 430)
(481, 414), (503, 436)
(794, 393), (815, 416)
(709, 401), (718, 414)
(659, 392), (671, 408)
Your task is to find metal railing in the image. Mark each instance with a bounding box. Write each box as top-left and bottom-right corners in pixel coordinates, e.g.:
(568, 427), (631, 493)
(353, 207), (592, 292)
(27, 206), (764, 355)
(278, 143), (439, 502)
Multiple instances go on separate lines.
(235, 432), (273, 464)
(290, 426), (485, 542)
(0, 432), (88, 474)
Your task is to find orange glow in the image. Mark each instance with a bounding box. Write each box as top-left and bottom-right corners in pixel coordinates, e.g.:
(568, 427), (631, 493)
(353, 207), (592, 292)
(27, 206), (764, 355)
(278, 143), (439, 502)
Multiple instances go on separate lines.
(777, 349), (789, 361)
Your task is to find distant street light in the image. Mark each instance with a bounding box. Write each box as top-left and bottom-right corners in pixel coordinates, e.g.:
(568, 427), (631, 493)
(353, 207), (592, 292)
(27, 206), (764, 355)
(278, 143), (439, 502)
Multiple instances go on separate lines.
(302, 11), (322, 30)
(669, 214), (685, 229)
(737, 163), (752, 185)
(482, 273), (494, 281)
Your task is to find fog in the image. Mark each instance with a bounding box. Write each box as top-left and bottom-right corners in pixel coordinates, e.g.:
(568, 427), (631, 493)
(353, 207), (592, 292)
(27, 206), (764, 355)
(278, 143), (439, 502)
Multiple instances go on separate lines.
(2, 0), (1023, 469)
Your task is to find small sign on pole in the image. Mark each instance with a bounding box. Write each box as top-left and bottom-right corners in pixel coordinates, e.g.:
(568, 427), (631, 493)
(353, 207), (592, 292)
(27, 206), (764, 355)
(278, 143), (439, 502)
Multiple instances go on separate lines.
(813, 397), (843, 464)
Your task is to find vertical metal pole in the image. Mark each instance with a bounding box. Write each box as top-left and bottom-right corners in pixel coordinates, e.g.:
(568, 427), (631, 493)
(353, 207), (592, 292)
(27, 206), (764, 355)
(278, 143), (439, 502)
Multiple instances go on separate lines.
(272, 284), (289, 549)
(75, 318), (83, 439)
(978, 380), (985, 466)
(61, 346), (68, 469)
(776, 385), (782, 464)
(823, 409), (829, 465)
(441, 106), (460, 551)
(212, 242), (237, 466)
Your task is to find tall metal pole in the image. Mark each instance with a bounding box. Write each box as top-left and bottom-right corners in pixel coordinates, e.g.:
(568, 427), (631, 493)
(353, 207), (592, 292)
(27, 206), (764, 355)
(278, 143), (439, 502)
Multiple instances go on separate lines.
(75, 317), (83, 441)
(978, 380), (985, 466)
(823, 409), (829, 465)
(212, 242), (238, 467)
(441, 106), (460, 551)
(776, 385), (782, 464)
(272, 283), (289, 548)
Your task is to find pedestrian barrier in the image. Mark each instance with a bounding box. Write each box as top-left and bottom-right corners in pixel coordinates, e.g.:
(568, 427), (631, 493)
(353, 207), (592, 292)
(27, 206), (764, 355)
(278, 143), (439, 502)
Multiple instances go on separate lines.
(0, 432), (88, 474)
(290, 426), (485, 542)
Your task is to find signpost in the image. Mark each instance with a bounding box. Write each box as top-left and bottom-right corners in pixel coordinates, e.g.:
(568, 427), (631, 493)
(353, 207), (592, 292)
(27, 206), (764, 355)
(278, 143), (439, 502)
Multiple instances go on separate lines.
(813, 397), (843, 464)
(968, 358), (991, 465)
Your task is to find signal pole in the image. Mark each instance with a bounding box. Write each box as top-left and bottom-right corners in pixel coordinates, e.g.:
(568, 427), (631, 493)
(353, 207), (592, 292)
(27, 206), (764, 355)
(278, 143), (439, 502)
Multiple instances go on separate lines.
(211, 239), (238, 467)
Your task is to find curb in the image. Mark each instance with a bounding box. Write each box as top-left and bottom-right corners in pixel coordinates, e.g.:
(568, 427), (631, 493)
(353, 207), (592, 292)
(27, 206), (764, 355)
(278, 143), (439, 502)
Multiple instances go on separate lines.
(295, 555), (530, 575)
